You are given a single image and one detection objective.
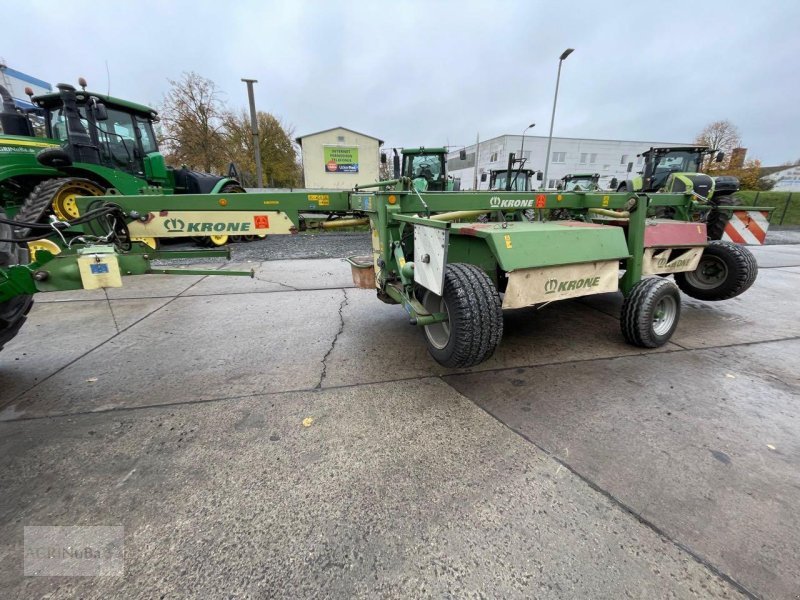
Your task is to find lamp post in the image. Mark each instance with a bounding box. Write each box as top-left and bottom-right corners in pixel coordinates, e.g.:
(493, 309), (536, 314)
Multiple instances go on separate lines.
(241, 78), (263, 188)
(519, 122), (535, 166)
(541, 48), (574, 190)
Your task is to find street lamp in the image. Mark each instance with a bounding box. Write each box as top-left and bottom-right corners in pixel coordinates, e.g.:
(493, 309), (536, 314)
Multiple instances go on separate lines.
(519, 122), (535, 166)
(541, 48), (574, 189)
(242, 78), (263, 188)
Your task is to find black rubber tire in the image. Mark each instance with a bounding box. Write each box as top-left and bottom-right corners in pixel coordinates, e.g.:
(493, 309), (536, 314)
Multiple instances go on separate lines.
(14, 178), (68, 237)
(621, 277), (681, 348)
(0, 210), (33, 352)
(673, 240), (758, 301)
(422, 263), (503, 368)
(14, 177), (106, 237)
(706, 195), (736, 241)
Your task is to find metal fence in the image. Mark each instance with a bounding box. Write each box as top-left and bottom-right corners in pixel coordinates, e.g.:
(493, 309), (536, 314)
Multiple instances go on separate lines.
(734, 191), (797, 225)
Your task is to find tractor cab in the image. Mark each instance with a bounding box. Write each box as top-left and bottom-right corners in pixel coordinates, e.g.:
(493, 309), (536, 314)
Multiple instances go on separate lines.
(560, 172), (600, 192)
(31, 82), (168, 185)
(401, 147), (448, 191)
(489, 168), (537, 191)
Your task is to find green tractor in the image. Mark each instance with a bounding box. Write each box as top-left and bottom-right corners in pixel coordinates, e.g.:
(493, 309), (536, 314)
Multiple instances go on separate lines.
(483, 152), (542, 192)
(0, 79), (244, 251)
(389, 147), (459, 191)
(560, 172), (601, 191)
(617, 146), (739, 239)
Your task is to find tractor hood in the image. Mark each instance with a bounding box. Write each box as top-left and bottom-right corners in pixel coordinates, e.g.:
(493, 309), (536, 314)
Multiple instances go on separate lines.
(665, 172), (714, 199)
(0, 134), (60, 156)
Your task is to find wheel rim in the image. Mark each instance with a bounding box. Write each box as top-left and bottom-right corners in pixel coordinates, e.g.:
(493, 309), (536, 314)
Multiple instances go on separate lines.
(51, 181), (105, 220)
(684, 255), (728, 290)
(422, 289), (451, 350)
(131, 237), (158, 250)
(652, 295), (677, 336)
(209, 234), (229, 246)
(27, 239), (61, 262)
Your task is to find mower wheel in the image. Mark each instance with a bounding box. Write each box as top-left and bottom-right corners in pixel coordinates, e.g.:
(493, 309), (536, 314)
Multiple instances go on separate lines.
(621, 277), (681, 348)
(706, 195), (736, 240)
(674, 240), (757, 301)
(421, 263), (503, 368)
(0, 210), (34, 352)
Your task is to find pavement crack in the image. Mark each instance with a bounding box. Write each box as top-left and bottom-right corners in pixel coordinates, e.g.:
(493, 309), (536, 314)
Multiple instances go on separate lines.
(315, 288), (348, 390)
(0, 278), (209, 413)
(450, 380), (762, 600)
(103, 289), (120, 334)
(252, 273), (300, 291)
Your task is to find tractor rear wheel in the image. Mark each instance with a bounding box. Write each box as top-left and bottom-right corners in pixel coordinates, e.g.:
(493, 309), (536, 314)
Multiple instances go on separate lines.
(674, 240), (757, 301)
(15, 178), (106, 237)
(705, 195), (736, 240)
(421, 263), (503, 368)
(0, 210), (33, 352)
(621, 277), (681, 348)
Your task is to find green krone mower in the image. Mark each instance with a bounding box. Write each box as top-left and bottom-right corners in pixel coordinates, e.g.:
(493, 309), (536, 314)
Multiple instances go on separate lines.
(0, 79), (245, 254)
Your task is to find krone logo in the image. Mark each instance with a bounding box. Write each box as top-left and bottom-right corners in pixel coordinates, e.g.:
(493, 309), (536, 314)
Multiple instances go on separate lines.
(164, 218), (185, 232)
(545, 276), (602, 294)
(489, 196), (501, 208)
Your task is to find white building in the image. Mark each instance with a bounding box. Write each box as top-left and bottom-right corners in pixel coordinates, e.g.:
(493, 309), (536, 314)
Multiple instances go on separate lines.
(447, 134), (691, 190)
(0, 60), (52, 109)
(761, 165), (800, 192)
(296, 127), (383, 189)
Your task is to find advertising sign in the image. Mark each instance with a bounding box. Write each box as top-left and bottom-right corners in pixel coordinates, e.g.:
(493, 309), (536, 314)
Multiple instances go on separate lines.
(324, 146), (359, 173)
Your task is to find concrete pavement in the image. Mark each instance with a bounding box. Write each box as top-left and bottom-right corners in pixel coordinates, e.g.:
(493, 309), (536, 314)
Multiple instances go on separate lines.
(1, 245), (798, 598)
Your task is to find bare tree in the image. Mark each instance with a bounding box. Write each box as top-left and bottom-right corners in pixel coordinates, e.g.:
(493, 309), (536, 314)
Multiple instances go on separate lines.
(694, 120), (742, 171)
(160, 72), (228, 173)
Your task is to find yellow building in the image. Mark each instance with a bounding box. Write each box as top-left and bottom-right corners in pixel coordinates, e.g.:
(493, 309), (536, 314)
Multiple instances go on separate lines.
(296, 127), (383, 189)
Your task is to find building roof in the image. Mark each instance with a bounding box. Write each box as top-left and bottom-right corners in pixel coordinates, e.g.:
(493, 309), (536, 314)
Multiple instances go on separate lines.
(296, 126), (384, 146)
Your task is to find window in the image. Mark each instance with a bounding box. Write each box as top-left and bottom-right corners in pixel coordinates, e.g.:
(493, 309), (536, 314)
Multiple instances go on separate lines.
(589, 153), (597, 164)
(337, 135), (345, 142)
(552, 151), (566, 163)
(580, 153), (587, 164)
(96, 108), (137, 167)
(490, 152), (498, 162)
(136, 117), (158, 154)
(620, 154), (628, 165)
(548, 179), (557, 189)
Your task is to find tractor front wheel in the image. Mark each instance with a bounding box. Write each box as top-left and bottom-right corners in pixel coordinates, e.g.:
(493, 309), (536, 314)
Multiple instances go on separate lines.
(621, 277), (681, 348)
(0, 210), (33, 352)
(674, 240), (757, 301)
(706, 195), (736, 240)
(421, 263), (503, 368)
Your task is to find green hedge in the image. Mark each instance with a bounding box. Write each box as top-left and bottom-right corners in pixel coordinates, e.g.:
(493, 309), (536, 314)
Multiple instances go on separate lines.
(733, 191), (799, 225)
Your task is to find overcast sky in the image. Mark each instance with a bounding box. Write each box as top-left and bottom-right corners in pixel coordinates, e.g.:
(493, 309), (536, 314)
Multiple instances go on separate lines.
(5, 0), (798, 164)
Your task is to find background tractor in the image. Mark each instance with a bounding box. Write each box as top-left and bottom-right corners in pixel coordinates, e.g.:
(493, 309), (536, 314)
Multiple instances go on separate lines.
(0, 79), (244, 250)
(482, 152), (542, 192)
(617, 146), (739, 239)
(389, 147), (459, 191)
(560, 172), (601, 191)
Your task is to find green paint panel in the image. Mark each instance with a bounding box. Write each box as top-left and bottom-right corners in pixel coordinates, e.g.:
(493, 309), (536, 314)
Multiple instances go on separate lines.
(449, 221), (629, 271)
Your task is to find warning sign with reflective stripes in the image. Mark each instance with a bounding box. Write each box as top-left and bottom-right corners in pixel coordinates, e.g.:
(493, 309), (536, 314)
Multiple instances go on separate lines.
(722, 210), (770, 245)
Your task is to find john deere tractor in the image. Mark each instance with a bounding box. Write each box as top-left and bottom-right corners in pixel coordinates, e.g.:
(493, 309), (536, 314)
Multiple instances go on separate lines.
(617, 146), (739, 239)
(390, 147), (460, 191)
(0, 79), (243, 251)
